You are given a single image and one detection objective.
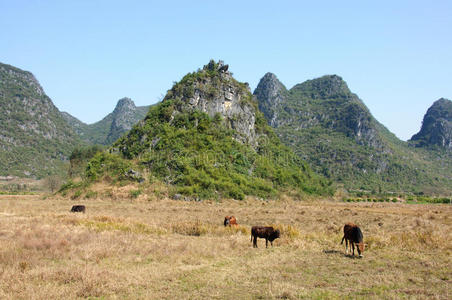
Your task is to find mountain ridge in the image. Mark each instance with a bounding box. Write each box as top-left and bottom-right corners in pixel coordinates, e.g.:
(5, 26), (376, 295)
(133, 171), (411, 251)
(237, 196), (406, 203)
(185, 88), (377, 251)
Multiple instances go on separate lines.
(0, 62), (82, 178)
(254, 72), (452, 194)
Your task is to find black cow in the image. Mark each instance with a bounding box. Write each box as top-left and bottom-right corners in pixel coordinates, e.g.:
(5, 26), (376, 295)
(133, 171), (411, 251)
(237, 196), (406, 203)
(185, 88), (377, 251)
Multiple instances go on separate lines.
(70, 205), (86, 213)
(251, 226), (280, 248)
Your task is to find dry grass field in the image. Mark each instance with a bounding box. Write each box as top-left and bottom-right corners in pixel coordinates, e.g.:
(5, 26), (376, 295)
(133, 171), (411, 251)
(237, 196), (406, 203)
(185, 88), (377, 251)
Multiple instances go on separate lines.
(0, 191), (451, 299)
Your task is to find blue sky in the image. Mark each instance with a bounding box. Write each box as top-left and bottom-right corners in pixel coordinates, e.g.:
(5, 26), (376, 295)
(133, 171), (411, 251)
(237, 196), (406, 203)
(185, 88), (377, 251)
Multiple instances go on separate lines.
(1, 0), (451, 140)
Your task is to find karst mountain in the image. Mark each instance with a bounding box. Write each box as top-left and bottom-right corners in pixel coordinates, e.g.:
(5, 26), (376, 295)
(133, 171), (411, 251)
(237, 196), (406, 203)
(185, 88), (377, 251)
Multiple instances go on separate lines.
(103, 60), (332, 199)
(254, 72), (452, 194)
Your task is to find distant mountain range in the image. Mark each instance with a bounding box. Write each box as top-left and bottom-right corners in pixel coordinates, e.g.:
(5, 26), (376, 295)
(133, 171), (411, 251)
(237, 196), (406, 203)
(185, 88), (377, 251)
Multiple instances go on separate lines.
(254, 73), (452, 194)
(62, 98), (150, 145)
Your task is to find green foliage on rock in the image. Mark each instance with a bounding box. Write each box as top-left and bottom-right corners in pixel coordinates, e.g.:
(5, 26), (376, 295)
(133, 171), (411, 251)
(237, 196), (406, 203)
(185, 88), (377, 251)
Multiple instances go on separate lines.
(85, 152), (136, 182)
(69, 145), (104, 178)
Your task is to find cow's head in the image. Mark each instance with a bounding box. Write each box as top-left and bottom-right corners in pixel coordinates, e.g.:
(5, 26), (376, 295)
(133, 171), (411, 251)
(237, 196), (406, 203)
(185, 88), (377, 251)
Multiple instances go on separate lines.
(224, 216), (230, 226)
(269, 229), (281, 241)
(357, 242), (365, 257)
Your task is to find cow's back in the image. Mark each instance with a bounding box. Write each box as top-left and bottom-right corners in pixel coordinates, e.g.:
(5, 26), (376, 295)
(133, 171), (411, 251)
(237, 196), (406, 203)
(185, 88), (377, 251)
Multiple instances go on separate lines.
(71, 205), (86, 213)
(252, 226), (274, 238)
(351, 226), (363, 243)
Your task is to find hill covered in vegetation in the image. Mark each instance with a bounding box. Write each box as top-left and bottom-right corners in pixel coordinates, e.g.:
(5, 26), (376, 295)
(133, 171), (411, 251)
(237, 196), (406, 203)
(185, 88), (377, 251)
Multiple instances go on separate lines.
(254, 73), (452, 194)
(0, 62), (82, 178)
(82, 60), (333, 199)
(410, 98), (452, 150)
(62, 97), (150, 145)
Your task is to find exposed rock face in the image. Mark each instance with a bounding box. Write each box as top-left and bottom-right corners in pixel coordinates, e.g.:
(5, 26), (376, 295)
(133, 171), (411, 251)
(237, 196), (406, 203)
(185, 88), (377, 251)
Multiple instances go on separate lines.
(106, 97), (149, 144)
(63, 98), (150, 145)
(411, 98), (452, 149)
(253, 72), (288, 127)
(0, 62), (81, 177)
(254, 74), (383, 149)
(164, 60), (259, 146)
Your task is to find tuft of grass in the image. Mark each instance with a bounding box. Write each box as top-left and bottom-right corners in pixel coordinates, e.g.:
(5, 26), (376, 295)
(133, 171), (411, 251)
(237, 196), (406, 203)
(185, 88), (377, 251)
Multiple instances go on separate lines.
(129, 189), (142, 199)
(171, 220), (209, 236)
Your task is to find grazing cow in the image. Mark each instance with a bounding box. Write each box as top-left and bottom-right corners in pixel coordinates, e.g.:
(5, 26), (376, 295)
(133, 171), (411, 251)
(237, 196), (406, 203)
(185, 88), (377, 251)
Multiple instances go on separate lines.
(70, 205), (86, 213)
(341, 223), (364, 257)
(251, 226), (280, 248)
(224, 216), (238, 227)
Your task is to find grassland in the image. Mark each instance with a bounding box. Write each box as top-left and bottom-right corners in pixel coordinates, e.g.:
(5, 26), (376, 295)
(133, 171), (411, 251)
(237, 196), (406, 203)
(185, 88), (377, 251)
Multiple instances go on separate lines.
(0, 191), (450, 299)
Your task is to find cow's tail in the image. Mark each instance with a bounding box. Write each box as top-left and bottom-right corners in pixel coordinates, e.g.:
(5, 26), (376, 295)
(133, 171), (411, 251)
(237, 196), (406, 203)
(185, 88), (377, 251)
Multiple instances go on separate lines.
(250, 232), (253, 242)
(341, 235), (345, 244)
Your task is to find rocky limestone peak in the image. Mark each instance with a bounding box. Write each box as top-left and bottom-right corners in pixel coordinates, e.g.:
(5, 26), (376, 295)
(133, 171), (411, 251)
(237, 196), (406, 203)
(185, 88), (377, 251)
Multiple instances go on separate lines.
(253, 72), (288, 127)
(292, 74), (351, 99)
(411, 98), (452, 149)
(0, 62), (45, 97)
(163, 60), (259, 146)
(113, 97), (136, 113)
(254, 72), (382, 149)
(106, 97), (143, 144)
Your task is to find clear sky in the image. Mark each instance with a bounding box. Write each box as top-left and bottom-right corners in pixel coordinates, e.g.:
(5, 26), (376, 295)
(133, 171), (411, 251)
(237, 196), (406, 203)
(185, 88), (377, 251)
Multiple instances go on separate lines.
(1, 0), (451, 141)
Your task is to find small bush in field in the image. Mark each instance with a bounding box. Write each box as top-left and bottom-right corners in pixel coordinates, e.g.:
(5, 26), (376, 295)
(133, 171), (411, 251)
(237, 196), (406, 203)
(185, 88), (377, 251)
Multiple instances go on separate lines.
(129, 189), (142, 199)
(71, 190), (82, 200)
(171, 220), (208, 236)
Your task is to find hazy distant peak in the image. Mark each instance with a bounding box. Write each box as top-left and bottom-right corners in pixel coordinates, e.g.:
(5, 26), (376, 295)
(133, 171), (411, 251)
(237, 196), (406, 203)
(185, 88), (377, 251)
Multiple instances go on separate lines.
(254, 72), (288, 127)
(113, 97), (136, 113)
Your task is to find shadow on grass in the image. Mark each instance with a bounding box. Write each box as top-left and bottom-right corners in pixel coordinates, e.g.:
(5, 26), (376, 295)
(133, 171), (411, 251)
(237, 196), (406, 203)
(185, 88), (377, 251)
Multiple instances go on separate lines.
(323, 249), (342, 254)
(323, 249), (362, 259)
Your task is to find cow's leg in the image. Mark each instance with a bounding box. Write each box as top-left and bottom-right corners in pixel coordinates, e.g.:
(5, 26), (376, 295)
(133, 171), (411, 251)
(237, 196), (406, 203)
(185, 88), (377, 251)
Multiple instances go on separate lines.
(270, 241), (273, 247)
(253, 236), (258, 248)
(352, 242), (355, 256)
(345, 239), (348, 254)
(265, 239), (268, 248)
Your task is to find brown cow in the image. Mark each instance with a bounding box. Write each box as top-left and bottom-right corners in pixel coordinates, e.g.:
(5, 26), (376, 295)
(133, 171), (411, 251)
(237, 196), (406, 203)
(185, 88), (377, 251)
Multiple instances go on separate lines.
(224, 216), (238, 226)
(70, 205), (86, 213)
(341, 222), (364, 257)
(251, 226), (280, 248)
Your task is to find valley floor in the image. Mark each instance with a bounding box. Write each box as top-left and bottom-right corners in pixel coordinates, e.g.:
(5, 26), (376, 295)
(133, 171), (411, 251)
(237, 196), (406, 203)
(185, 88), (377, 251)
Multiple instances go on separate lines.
(0, 194), (451, 299)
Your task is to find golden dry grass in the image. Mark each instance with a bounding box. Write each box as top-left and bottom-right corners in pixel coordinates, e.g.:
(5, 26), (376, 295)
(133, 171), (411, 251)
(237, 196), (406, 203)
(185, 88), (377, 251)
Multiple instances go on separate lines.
(0, 193), (451, 299)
